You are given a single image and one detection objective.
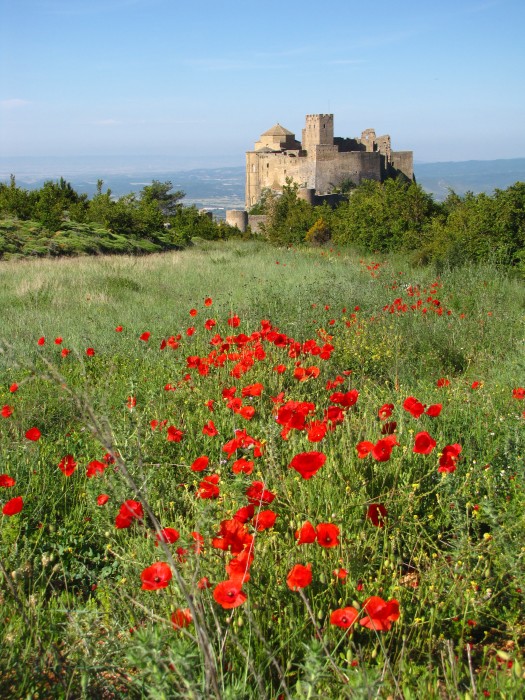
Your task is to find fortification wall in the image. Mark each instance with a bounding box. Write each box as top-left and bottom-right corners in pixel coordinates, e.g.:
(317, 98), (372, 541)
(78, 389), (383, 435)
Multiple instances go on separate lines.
(390, 151), (414, 180)
(313, 151), (383, 194)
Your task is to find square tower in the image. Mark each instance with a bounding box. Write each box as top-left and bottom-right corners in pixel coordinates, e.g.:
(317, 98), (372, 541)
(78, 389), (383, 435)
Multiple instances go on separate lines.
(302, 114), (334, 154)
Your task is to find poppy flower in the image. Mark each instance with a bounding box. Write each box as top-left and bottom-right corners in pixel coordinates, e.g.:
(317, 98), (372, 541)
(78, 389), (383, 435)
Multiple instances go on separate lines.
(226, 547), (254, 584)
(425, 404), (442, 418)
(227, 314), (241, 328)
(9, 383), (18, 393)
(367, 503), (387, 527)
(140, 562), (172, 590)
(25, 427), (41, 441)
(204, 297), (213, 306)
(97, 494), (110, 506)
(1, 405), (13, 418)
(286, 563), (312, 591)
(231, 458), (254, 475)
(306, 420), (327, 443)
(436, 378), (450, 388)
(330, 606), (359, 628)
(513, 388), (525, 400)
(171, 608), (192, 629)
(245, 480), (275, 505)
(333, 568), (348, 580)
(191, 456), (209, 472)
(289, 451), (326, 480)
(86, 460), (107, 478)
(37, 337), (45, 346)
(252, 509), (277, 531)
(330, 390), (359, 408)
(316, 523), (340, 548)
(233, 504), (255, 523)
(438, 443), (462, 473)
(139, 332), (151, 342)
(356, 441), (374, 458)
(167, 426), (184, 442)
(0, 474), (16, 488)
(2, 496), (23, 516)
(213, 580), (247, 609)
(212, 518), (253, 553)
(360, 596), (400, 631)
(155, 527), (180, 545)
(378, 403), (394, 420)
(295, 521), (316, 544)
(413, 431), (437, 455)
(241, 382), (264, 397)
(202, 420), (218, 437)
(403, 396), (425, 419)
(189, 308), (198, 317)
(115, 325), (123, 332)
(371, 437), (397, 462)
(115, 499), (143, 528)
(198, 576), (212, 590)
(61, 348), (70, 357)
(381, 421), (397, 435)
(54, 337), (63, 345)
(196, 474), (220, 499)
(58, 455), (77, 477)
(204, 318), (216, 330)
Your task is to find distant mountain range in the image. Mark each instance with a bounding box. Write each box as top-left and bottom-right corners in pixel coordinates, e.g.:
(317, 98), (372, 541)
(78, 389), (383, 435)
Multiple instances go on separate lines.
(1, 157), (524, 216)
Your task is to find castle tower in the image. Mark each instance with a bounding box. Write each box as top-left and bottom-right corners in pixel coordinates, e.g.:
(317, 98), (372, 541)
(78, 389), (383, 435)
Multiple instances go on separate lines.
(302, 114), (334, 154)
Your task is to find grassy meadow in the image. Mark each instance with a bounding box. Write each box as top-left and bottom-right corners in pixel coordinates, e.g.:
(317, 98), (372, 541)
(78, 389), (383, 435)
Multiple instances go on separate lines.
(0, 240), (524, 699)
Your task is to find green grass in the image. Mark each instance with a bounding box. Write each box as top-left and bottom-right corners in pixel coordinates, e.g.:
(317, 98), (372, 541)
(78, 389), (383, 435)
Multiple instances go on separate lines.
(0, 240), (524, 699)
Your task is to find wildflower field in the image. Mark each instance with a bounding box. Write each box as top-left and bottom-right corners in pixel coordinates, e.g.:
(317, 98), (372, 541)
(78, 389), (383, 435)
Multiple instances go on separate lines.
(0, 240), (524, 699)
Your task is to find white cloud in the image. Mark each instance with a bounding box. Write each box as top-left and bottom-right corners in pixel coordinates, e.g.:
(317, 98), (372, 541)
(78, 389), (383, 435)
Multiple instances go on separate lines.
(0, 98), (31, 109)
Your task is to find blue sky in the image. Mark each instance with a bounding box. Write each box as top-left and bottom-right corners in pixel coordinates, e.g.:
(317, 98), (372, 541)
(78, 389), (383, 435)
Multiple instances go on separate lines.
(1, 0), (524, 167)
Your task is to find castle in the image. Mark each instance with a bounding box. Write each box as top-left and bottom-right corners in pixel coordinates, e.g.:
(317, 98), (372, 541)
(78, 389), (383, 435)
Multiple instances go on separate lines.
(226, 113), (413, 232)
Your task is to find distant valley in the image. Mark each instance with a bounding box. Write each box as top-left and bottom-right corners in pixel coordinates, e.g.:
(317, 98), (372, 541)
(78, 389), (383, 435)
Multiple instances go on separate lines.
(1, 157), (524, 217)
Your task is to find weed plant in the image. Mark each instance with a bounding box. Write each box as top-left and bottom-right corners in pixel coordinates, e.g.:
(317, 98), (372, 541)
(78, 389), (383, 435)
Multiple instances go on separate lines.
(0, 240), (524, 698)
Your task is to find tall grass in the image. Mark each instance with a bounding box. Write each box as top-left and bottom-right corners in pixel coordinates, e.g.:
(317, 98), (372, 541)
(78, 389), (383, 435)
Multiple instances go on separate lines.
(1, 240), (524, 698)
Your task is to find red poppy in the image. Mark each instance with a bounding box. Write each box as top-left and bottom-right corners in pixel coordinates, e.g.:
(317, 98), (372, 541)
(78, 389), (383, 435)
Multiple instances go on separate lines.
(356, 441), (374, 458)
(227, 314), (241, 328)
(371, 437), (397, 462)
(0, 474), (16, 488)
(330, 606), (359, 628)
(366, 503), (387, 527)
(245, 480), (275, 505)
(241, 382), (264, 397)
(330, 390), (359, 408)
(54, 337), (62, 345)
(403, 396), (425, 419)
(306, 420), (327, 443)
(198, 576), (212, 589)
(233, 504), (255, 523)
(115, 499), (143, 528)
(37, 336), (45, 346)
(171, 608), (192, 629)
(436, 378), (450, 388)
(333, 568), (348, 580)
(202, 420), (218, 437)
(85, 347), (95, 357)
(58, 455), (77, 477)
(252, 509), (277, 531)
(2, 496), (23, 516)
(212, 518), (253, 553)
(167, 426), (185, 442)
(289, 451), (326, 480)
(316, 523), (340, 548)
(213, 580), (247, 609)
(425, 403), (442, 417)
(97, 494), (110, 506)
(204, 297), (213, 306)
(140, 562), (172, 591)
(196, 474), (220, 499)
(226, 547), (254, 584)
(155, 527), (180, 545)
(413, 431), (437, 455)
(86, 460), (107, 478)
(204, 318), (216, 330)
(381, 421), (397, 435)
(191, 456), (210, 472)
(9, 383), (18, 393)
(274, 364), (287, 374)
(126, 396), (136, 409)
(189, 308), (198, 317)
(115, 325), (123, 332)
(286, 563), (312, 591)
(378, 403), (394, 420)
(231, 457), (254, 475)
(295, 521), (316, 544)
(1, 405), (13, 418)
(61, 348), (70, 357)
(513, 388), (525, 400)
(25, 427), (41, 441)
(360, 596), (400, 631)
(438, 443), (462, 473)
(139, 331), (151, 342)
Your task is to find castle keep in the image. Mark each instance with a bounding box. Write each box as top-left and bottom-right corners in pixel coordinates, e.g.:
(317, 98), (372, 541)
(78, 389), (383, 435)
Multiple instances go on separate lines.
(245, 114), (413, 210)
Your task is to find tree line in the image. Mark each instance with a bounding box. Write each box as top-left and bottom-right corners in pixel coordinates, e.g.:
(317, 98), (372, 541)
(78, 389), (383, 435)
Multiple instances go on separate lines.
(254, 178), (525, 273)
(0, 177), (239, 259)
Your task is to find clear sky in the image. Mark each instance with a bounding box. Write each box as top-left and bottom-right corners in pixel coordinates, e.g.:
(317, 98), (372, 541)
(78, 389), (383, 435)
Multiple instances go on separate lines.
(1, 0), (524, 168)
